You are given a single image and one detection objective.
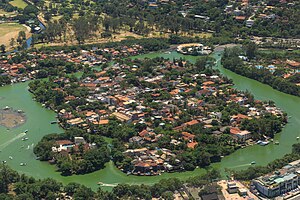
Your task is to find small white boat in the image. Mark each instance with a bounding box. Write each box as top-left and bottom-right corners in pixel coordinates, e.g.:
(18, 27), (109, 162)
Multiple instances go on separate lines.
(9, 156), (13, 160)
(256, 140), (262, 144)
(20, 162), (27, 166)
(24, 130), (28, 133)
(251, 161), (256, 165)
(22, 137), (29, 141)
(297, 137), (299, 140)
(260, 141), (269, 146)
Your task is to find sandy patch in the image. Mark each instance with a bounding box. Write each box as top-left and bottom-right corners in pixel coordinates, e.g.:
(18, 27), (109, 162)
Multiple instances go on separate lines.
(0, 23), (31, 49)
(0, 108), (26, 129)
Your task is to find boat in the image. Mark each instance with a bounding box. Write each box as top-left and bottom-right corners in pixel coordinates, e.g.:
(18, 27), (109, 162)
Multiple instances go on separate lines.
(256, 140), (262, 144)
(251, 161), (256, 165)
(9, 156), (13, 160)
(22, 137), (29, 141)
(274, 141), (279, 145)
(3, 106), (10, 110)
(297, 137), (299, 140)
(50, 121), (58, 124)
(24, 130), (28, 133)
(260, 141), (270, 146)
(20, 162), (27, 166)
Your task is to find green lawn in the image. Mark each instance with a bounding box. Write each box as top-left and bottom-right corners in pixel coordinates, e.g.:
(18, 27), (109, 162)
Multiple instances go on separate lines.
(9, 0), (28, 9)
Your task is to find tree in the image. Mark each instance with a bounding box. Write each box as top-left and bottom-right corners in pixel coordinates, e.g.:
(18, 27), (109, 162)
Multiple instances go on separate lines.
(0, 164), (19, 193)
(73, 186), (95, 200)
(292, 143), (300, 154)
(243, 41), (257, 59)
(73, 16), (95, 43)
(0, 44), (6, 53)
(23, 5), (39, 16)
(10, 38), (15, 48)
(195, 57), (207, 72)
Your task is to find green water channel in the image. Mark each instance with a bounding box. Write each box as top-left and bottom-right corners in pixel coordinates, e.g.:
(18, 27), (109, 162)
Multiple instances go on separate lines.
(0, 51), (299, 191)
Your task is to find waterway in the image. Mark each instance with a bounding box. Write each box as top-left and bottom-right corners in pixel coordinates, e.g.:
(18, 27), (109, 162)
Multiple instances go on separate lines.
(0, 50), (299, 191)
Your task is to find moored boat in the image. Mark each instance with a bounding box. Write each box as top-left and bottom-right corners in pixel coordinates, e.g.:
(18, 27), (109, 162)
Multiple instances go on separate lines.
(260, 141), (269, 146)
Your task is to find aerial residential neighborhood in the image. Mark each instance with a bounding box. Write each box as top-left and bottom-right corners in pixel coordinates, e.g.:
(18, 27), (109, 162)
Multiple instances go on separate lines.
(0, 0), (300, 199)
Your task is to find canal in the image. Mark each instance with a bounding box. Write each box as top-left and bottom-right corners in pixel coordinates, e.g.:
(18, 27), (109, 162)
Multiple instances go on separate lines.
(0, 50), (299, 191)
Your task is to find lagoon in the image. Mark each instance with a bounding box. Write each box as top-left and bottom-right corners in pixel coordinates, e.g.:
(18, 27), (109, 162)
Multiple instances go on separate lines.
(0, 50), (299, 191)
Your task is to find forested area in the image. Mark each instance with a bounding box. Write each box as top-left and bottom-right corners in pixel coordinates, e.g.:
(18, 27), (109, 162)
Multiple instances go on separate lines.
(0, 163), (220, 200)
(33, 127), (110, 176)
(2, 0), (298, 47)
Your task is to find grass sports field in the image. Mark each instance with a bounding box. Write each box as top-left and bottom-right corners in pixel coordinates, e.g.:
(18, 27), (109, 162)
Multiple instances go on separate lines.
(9, 0), (28, 9)
(0, 9), (16, 17)
(0, 23), (29, 47)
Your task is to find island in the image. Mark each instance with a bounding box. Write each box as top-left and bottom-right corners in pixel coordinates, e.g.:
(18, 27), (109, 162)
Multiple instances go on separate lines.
(26, 46), (287, 176)
(0, 107), (26, 129)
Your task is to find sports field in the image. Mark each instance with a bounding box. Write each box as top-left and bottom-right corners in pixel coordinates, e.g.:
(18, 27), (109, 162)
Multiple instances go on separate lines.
(0, 23), (29, 47)
(9, 0), (28, 9)
(0, 9), (16, 17)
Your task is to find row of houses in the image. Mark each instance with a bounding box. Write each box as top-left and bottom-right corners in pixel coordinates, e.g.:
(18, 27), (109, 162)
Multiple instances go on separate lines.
(244, 56), (300, 86)
(0, 44), (143, 84)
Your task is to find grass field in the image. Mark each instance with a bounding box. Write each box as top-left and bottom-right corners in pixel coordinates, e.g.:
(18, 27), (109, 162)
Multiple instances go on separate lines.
(0, 9), (16, 17)
(0, 23), (26, 37)
(0, 23), (29, 47)
(9, 0), (28, 9)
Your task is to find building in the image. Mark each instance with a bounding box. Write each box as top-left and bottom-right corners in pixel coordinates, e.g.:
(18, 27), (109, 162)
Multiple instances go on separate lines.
(227, 182), (238, 193)
(252, 159), (300, 198)
(246, 19), (254, 27)
(111, 112), (132, 123)
(230, 127), (252, 141)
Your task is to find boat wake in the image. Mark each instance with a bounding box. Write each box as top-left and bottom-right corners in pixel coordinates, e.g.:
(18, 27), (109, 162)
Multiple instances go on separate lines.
(0, 132), (26, 150)
(229, 163), (252, 168)
(97, 182), (118, 187)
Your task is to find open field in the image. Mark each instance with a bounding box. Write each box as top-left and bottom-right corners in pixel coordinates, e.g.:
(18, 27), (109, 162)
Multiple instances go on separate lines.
(9, 0), (28, 9)
(34, 28), (212, 49)
(0, 23), (31, 47)
(0, 9), (17, 17)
